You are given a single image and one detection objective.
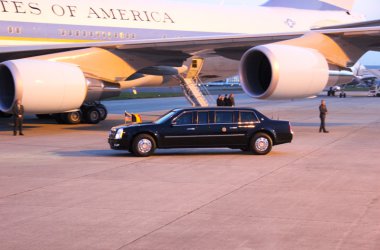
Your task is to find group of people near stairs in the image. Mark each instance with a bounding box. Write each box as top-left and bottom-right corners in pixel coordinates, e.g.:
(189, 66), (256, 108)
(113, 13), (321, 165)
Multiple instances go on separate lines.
(216, 94), (235, 106)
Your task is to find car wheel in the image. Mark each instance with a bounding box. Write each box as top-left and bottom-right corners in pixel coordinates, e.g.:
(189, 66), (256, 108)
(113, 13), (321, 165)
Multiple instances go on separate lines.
(84, 107), (101, 124)
(250, 133), (273, 155)
(132, 134), (156, 157)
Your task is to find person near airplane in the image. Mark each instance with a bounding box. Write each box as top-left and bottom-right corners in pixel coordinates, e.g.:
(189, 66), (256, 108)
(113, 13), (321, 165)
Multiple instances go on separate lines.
(12, 99), (24, 136)
(319, 100), (329, 133)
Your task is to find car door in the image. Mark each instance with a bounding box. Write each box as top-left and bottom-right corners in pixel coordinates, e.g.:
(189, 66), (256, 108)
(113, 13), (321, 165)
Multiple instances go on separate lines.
(206, 110), (244, 147)
(161, 111), (198, 147)
(235, 110), (261, 144)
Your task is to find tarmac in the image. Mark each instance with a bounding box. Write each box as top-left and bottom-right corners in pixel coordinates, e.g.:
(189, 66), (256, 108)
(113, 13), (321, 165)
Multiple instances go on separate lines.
(0, 92), (380, 250)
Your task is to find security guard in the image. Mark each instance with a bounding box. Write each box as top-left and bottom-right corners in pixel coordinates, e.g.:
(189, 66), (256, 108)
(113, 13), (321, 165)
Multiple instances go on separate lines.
(319, 99), (329, 133)
(12, 99), (24, 136)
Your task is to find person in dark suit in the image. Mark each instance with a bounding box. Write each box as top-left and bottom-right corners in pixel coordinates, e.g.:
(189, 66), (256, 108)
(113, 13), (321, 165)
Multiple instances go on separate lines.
(12, 99), (24, 136)
(319, 99), (329, 133)
(228, 93), (235, 106)
(223, 94), (230, 106)
(216, 95), (224, 106)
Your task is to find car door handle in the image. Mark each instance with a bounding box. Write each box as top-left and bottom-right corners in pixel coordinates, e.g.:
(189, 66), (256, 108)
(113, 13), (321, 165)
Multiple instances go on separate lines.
(187, 128), (196, 131)
(229, 127), (238, 129)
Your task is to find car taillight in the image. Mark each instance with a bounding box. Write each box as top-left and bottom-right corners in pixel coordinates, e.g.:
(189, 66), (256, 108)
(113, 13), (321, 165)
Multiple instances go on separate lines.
(289, 122), (294, 134)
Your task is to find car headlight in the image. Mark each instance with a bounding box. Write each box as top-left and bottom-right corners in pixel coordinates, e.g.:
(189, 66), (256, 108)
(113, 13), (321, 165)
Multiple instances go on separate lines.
(114, 129), (124, 139)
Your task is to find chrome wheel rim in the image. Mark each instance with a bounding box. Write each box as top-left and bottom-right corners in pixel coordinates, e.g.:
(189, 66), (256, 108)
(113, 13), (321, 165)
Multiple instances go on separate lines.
(138, 139), (152, 153)
(255, 137), (269, 152)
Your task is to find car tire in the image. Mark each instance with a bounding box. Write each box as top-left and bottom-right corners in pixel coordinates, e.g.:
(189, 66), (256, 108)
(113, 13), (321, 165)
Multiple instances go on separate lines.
(84, 107), (101, 124)
(250, 133), (273, 155)
(132, 134), (156, 157)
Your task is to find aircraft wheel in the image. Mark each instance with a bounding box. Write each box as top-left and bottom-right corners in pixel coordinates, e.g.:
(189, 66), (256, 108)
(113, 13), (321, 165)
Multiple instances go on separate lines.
(84, 107), (101, 124)
(96, 104), (108, 120)
(62, 111), (82, 124)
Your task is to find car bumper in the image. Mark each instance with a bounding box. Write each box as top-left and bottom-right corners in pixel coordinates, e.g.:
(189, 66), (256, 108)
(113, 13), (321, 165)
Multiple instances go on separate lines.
(108, 138), (128, 150)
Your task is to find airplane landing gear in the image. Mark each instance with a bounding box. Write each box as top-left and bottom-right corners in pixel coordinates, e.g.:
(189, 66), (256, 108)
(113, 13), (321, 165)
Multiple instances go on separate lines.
(81, 102), (108, 124)
(84, 107), (101, 124)
(47, 102), (108, 124)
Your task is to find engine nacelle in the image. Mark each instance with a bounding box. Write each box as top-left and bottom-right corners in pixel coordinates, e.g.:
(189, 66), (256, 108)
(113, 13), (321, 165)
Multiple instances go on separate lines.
(0, 59), (87, 113)
(239, 44), (330, 99)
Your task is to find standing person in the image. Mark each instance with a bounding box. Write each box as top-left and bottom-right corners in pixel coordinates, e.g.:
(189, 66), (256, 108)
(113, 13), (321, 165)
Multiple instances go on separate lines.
(12, 99), (24, 136)
(319, 99), (329, 133)
(229, 93), (235, 106)
(223, 94), (230, 106)
(216, 95), (224, 106)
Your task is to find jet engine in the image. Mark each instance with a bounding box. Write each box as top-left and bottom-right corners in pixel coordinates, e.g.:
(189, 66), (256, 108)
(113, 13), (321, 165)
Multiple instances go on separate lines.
(0, 59), (87, 113)
(0, 59), (121, 114)
(239, 44), (350, 99)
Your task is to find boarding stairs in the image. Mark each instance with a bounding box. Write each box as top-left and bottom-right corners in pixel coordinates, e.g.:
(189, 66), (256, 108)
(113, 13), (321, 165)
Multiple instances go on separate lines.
(179, 58), (211, 107)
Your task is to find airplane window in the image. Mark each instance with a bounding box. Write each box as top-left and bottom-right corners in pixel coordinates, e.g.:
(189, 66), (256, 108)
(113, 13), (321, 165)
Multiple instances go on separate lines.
(198, 112), (209, 124)
(59, 29), (66, 36)
(175, 112), (194, 125)
(82, 31), (86, 37)
(75, 30), (80, 36)
(102, 32), (106, 38)
(15, 27), (21, 34)
(215, 111), (233, 123)
(68, 30), (73, 36)
(240, 112), (258, 123)
(108, 32), (112, 39)
(7, 27), (13, 33)
(119, 32), (125, 39)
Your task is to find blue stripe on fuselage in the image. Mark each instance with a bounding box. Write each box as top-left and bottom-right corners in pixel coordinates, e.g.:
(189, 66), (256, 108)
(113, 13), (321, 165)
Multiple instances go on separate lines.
(0, 20), (232, 41)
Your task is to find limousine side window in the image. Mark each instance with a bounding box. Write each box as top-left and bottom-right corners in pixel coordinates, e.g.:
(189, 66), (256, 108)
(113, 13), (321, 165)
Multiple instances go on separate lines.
(174, 112), (194, 125)
(215, 111), (234, 124)
(240, 111), (259, 123)
(198, 111), (209, 124)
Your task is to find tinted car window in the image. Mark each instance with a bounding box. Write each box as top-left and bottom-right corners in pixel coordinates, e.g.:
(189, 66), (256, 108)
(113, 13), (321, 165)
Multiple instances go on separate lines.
(240, 112), (258, 123)
(215, 111), (233, 123)
(198, 112), (209, 124)
(154, 111), (177, 124)
(175, 112), (193, 125)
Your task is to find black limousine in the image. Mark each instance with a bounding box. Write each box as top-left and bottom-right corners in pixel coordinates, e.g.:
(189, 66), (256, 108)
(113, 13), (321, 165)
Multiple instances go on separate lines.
(108, 107), (293, 157)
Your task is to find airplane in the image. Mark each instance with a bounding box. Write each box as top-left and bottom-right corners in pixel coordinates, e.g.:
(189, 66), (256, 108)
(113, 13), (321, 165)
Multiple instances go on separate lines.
(0, 0), (379, 124)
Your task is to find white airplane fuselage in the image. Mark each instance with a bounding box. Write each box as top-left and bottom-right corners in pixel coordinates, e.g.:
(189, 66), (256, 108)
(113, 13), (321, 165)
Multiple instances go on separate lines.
(0, 0), (363, 46)
(0, 1), (364, 82)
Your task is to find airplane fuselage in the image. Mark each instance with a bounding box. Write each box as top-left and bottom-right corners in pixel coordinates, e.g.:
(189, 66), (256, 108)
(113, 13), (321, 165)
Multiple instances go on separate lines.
(0, 0), (363, 46)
